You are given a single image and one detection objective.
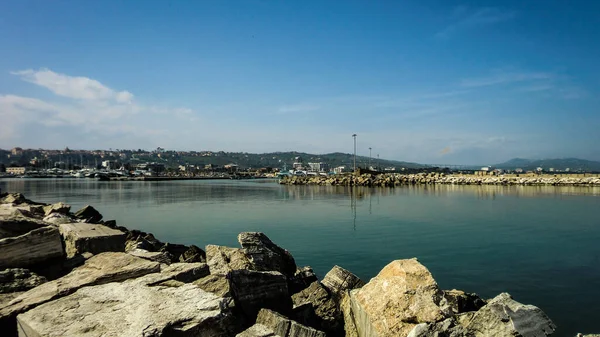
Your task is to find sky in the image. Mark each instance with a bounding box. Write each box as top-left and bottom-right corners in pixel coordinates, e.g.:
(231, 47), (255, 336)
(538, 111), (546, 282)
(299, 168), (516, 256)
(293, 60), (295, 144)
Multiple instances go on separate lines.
(1, 0), (599, 165)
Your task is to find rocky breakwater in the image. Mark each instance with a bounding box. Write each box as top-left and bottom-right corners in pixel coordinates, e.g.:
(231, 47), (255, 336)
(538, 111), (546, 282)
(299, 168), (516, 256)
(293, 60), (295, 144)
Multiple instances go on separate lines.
(0, 191), (593, 336)
(280, 172), (600, 187)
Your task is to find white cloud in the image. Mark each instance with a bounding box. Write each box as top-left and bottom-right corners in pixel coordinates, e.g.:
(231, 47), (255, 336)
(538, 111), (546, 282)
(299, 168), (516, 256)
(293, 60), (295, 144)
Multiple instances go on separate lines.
(10, 68), (134, 102)
(277, 104), (320, 113)
(436, 7), (516, 38)
(460, 71), (553, 87)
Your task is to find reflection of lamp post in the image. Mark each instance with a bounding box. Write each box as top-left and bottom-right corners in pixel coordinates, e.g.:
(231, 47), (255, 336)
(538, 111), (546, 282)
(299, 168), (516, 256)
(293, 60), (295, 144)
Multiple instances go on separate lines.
(352, 134), (357, 172)
(369, 147), (372, 169)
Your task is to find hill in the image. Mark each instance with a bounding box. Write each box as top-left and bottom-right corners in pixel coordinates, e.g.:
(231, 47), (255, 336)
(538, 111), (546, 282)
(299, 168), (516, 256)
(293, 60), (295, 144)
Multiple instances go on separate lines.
(495, 158), (600, 172)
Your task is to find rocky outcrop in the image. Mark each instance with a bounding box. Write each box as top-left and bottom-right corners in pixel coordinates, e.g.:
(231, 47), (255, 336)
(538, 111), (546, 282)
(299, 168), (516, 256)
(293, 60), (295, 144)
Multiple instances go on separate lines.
(321, 265), (365, 299)
(229, 269), (292, 321)
(292, 281), (343, 336)
(193, 274), (231, 297)
(0, 269), (46, 293)
(206, 244), (254, 275)
(239, 232), (298, 277)
(288, 266), (319, 294)
(42, 202), (70, 216)
(17, 281), (235, 337)
(457, 292), (556, 337)
(0, 226), (64, 269)
(238, 309), (327, 337)
(0, 252), (160, 334)
(0, 213), (47, 239)
(443, 289), (486, 314)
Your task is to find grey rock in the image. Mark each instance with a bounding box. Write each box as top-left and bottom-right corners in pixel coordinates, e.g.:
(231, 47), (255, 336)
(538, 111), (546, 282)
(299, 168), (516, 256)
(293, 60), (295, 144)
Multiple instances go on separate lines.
(42, 213), (73, 225)
(59, 222), (126, 258)
(457, 292), (556, 337)
(0, 193), (28, 205)
(42, 202), (70, 216)
(442, 289), (486, 314)
(128, 248), (172, 264)
(0, 252), (160, 335)
(237, 324), (281, 337)
(321, 265), (365, 298)
(0, 214), (47, 239)
(0, 269), (47, 294)
(238, 232), (297, 277)
(252, 309), (327, 337)
(291, 281), (342, 336)
(288, 266), (318, 294)
(73, 205), (103, 223)
(16, 281), (235, 337)
(179, 244), (206, 263)
(206, 244), (253, 275)
(407, 318), (474, 337)
(193, 274), (231, 297)
(229, 269), (292, 321)
(0, 226), (64, 269)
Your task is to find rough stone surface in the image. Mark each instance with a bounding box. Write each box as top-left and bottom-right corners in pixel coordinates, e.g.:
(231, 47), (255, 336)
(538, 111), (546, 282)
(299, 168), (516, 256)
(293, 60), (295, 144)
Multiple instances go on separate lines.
(237, 324), (280, 337)
(73, 205), (103, 223)
(0, 269), (47, 293)
(443, 289), (486, 314)
(0, 252), (160, 335)
(128, 248), (172, 264)
(0, 214), (47, 239)
(292, 281), (341, 335)
(42, 202), (70, 216)
(254, 309), (327, 337)
(42, 213), (73, 225)
(0, 193), (29, 205)
(344, 258), (446, 337)
(16, 281), (235, 337)
(407, 318), (473, 337)
(457, 292), (556, 337)
(59, 222), (126, 258)
(229, 269), (292, 321)
(321, 265), (365, 298)
(0, 226), (64, 269)
(340, 291), (359, 337)
(179, 244), (206, 263)
(238, 232), (297, 277)
(288, 266), (318, 294)
(206, 244), (253, 275)
(193, 274), (231, 297)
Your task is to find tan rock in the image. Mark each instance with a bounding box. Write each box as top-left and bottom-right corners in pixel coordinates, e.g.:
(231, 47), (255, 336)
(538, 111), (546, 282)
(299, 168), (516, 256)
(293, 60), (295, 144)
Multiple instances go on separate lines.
(42, 202), (70, 216)
(345, 258), (446, 337)
(206, 244), (253, 275)
(193, 274), (231, 297)
(59, 222), (126, 258)
(321, 265), (364, 298)
(0, 226), (64, 269)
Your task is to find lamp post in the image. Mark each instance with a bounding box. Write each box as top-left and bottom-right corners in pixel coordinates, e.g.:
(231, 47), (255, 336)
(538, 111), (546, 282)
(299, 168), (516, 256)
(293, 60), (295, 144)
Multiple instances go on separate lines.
(377, 154), (380, 171)
(369, 147), (372, 169)
(352, 134), (357, 172)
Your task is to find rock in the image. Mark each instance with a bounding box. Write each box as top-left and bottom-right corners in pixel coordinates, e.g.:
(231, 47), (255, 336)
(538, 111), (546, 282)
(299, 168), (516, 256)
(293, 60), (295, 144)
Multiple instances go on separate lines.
(229, 269), (292, 322)
(179, 244), (206, 263)
(238, 232), (297, 277)
(255, 308), (328, 337)
(0, 193), (28, 205)
(407, 318), (473, 337)
(73, 205), (103, 223)
(237, 324), (281, 337)
(321, 265), (365, 298)
(0, 269), (47, 293)
(128, 248), (172, 264)
(103, 219), (117, 228)
(288, 266), (318, 294)
(16, 281), (235, 337)
(0, 226), (64, 269)
(576, 335), (600, 337)
(457, 292), (556, 337)
(133, 262), (210, 286)
(42, 202), (70, 216)
(59, 222), (126, 258)
(193, 274), (231, 297)
(343, 258), (446, 337)
(0, 252), (160, 335)
(292, 281), (342, 336)
(340, 291), (359, 337)
(42, 213), (73, 225)
(0, 214), (47, 239)
(443, 289), (486, 314)
(206, 244), (253, 275)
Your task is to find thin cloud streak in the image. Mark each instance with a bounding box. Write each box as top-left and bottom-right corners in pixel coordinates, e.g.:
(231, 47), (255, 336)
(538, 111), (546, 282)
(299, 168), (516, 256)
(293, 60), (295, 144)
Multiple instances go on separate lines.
(436, 7), (517, 38)
(460, 71), (553, 87)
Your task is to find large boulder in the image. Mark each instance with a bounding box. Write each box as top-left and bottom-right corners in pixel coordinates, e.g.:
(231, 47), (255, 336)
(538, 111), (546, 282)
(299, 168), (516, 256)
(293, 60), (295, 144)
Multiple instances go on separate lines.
(237, 309), (327, 337)
(16, 281), (235, 337)
(73, 205), (103, 223)
(194, 274), (231, 297)
(42, 202), (70, 216)
(407, 318), (472, 337)
(0, 226), (64, 269)
(292, 281), (342, 336)
(343, 258), (447, 337)
(288, 266), (319, 294)
(59, 222), (126, 258)
(0, 214), (47, 239)
(206, 244), (254, 275)
(0, 252), (160, 335)
(443, 289), (486, 314)
(229, 269), (292, 322)
(238, 232), (297, 277)
(457, 292), (556, 337)
(0, 269), (47, 293)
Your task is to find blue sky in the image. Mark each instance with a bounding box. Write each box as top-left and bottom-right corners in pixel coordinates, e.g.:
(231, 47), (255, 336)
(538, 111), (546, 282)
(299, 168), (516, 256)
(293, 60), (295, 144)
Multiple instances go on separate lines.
(1, 0), (598, 165)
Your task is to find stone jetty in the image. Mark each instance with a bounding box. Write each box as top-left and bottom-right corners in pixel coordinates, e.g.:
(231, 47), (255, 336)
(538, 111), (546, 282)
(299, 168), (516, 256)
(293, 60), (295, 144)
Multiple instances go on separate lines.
(279, 172), (600, 187)
(0, 191), (593, 336)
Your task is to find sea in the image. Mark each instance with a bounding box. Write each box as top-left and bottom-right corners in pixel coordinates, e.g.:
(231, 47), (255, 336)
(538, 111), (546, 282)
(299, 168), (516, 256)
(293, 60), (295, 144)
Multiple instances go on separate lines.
(1, 178), (599, 336)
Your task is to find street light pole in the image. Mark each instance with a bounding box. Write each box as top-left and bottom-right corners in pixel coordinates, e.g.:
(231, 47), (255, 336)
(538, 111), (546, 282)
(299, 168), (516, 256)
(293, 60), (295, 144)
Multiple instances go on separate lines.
(369, 147), (372, 169)
(352, 134), (357, 172)
(377, 154), (380, 171)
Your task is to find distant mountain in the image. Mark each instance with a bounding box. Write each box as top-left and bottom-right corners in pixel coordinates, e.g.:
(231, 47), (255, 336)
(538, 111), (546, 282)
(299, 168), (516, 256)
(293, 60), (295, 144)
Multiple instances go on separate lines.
(495, 158), (600, 172)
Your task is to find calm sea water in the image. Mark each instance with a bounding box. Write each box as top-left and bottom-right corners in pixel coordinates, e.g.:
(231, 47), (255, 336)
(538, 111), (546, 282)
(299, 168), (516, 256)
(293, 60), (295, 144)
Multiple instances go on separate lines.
(1, 178), (599, 336)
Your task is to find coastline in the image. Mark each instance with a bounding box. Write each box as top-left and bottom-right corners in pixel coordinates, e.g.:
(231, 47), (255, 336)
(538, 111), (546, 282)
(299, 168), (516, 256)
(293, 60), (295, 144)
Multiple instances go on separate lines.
(0, 192), (593, 337)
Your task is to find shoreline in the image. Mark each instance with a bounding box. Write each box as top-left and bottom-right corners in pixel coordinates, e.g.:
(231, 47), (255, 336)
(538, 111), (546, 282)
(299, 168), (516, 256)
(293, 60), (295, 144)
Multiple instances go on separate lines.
(0, 192), (593, 337)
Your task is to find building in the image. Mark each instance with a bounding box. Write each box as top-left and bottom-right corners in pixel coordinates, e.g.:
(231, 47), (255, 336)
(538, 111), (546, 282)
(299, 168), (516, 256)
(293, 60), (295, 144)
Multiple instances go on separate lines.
(6, 167), (27, 175)
(102, 160), (117, 170)
(308, 162), (329, 172)
(333, 166), (346, 174)
(11, 147), (23, 156)
(224, 164), (239, 172)
(137, 162), (165, 175)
